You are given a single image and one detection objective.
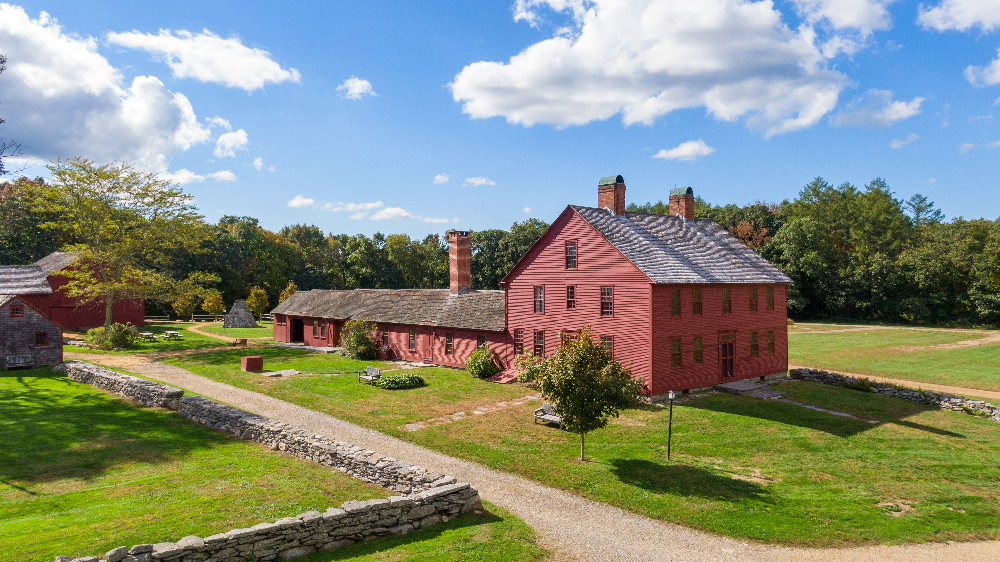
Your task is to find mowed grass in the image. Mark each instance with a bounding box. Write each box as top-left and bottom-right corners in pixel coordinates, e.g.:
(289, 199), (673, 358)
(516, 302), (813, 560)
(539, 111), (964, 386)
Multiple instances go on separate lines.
(63, 323), (228, 355)
(789, 327), (1000, 391)
(166, 350), (1000, 546)
(198, 320), (275, 339)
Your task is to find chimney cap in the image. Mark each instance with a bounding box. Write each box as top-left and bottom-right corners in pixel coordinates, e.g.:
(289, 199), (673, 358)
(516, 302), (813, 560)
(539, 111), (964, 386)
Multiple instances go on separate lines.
(670, 186), (693, 196)
(599, 175), (625, 186)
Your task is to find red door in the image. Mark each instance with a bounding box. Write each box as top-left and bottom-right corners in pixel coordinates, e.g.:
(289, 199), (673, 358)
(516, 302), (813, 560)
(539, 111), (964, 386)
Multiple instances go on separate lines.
(423, 332), (432, 362)
(719, 335), (734, 379)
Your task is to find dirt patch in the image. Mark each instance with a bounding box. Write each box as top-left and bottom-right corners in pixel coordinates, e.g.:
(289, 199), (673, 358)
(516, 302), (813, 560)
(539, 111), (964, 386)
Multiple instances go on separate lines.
(893, 332), (1000, 352)
(879, 499), (916, 517)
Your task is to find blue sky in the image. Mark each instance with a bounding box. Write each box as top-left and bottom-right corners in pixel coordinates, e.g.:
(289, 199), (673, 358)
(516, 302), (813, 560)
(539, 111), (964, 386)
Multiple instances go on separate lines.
(2, 0), (1000, 237)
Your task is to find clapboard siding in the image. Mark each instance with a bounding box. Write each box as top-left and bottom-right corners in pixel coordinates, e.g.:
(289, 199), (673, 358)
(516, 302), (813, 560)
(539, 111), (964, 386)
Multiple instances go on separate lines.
(0, 297), (63, 369)
(377, 323), (506, 368)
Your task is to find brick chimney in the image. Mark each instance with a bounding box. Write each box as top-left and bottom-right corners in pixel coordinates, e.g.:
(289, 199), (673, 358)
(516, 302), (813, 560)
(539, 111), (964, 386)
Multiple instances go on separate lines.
(598, 175), (626, 216)
(669, 187), (695, 221)
(448, 230), (472, 295)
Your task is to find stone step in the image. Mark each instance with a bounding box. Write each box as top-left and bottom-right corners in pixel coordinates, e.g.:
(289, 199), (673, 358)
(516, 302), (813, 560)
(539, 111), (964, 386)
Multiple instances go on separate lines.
(714, 379), (769, 395)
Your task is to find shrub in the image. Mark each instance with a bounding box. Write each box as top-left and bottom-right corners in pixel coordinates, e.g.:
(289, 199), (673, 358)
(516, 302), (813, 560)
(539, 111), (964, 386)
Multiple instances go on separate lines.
(514, 352), (545, 383)
(787, 318), (796, 325)
(466, 344), (501, 379)
(86, 323), (140, 350)
(341, 319), (379, 360)
(372, 373), (425, 390)
(847, 377), (874, 393)
(85, 327), (111, 350)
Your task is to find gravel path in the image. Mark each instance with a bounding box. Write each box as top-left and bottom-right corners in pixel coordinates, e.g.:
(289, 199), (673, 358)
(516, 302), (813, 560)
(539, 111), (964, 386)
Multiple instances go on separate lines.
(65, 353), (1000, 561)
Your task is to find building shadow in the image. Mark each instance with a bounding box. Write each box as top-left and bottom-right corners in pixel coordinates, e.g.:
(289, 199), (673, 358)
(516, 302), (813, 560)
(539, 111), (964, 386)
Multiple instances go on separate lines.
(609, 458), (770, 501)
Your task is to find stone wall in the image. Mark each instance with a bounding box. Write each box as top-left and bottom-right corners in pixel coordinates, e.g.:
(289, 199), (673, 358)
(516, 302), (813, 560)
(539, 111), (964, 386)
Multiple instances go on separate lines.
(56, 361), (483, 562)
(789, 368), (1000, 422)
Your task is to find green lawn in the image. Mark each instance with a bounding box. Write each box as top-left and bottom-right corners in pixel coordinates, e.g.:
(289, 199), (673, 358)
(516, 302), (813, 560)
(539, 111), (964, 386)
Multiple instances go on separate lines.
(64, 323), (228, 354)
(166, 349), (1000, 547)
(198, 320), (275, 339)
(789, 328), (1000, 391)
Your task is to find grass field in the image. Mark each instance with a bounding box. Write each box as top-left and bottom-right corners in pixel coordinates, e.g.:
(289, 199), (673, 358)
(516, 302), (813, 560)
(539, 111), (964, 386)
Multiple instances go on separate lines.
(64, 323), (228, 354)
(198, 320), (275, 339)
(0, 368), (546, 562)
(166, 349), (1000, 547)
(789, 326), (1000, 391)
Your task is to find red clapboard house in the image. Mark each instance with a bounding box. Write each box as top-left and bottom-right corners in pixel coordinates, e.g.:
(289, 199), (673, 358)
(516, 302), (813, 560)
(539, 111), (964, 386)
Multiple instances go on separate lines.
(271, 176), (791, 398)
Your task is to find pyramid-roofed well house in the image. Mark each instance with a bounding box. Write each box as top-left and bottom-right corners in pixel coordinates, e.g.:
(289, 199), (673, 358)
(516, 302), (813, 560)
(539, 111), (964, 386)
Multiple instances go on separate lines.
(272, 177), (790, 397)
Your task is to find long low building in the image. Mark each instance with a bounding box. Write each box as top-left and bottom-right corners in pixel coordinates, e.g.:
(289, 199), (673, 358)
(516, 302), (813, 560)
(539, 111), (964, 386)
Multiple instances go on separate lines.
(272, 176), (791, 398)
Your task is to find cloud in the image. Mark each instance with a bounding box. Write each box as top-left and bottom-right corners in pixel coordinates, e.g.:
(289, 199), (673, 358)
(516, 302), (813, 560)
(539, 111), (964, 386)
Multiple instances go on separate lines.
(323, 201), (385, 212)
(830, 90), (924, 128)
(965, 49), (1000, 86)
(253, 156), (275, 172)
(988, 139), (1000, 148)
(652, 139), (715, 161)
(451, 0), (846, 138)
(918, 177), (937, 184)
(433, 174), (450, 184)
(960, 142), (975, 153)
(207, 116), (231, 130)
(337, 76), (376, 100)
(288, 195), (315, 208)
(371, 207), (415, 220)
(889, 133), (918, 149)
(160, 168), (237, 184)
(524, 207), (532, 213)
(106, 28), (300, 91)
(918, 0), (1000, 32)
(463, 176), (496, 187)
(209, 170), (237, 181)
(214, 129), (248, 158)
(788, 0), (894, 35)
(423, 217), (450, 223)
(0, 5), (213, 173)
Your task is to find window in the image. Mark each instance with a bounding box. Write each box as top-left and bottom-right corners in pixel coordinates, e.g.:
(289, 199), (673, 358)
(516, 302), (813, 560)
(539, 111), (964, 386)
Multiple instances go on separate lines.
(320, 321), (326, 338)
(750, 287), (758, 312)
(767, 287), (774, 311)
(533, 331), (544, 356)
(408, 329), (416, 351)
(534, 286), (544, 313)
(723, 287), (731, 313)
(276, 314), (286, 326)
(9, 305), (23, 318)
(565, 241), (577, 269)
(312, 320), (320, 338)
(514, 329), (524, 355)
(382, 328), (389, 347)
(600, 336), (613, 354)
(561, 332), (578, 346)
(566, 286), (576, 309)
(694, 337), (703, 364)
(751, 331), (759, 356)
(693, 288), (702, 315)
(767, 330), (775, 355)
(601, 287), (614, 316)
(671, 339), (681, 367)
(671, 288), (680, 316)
(35, 332), (49, 347)
(477, 335), (486, 347)
(445, 333), (454, 355)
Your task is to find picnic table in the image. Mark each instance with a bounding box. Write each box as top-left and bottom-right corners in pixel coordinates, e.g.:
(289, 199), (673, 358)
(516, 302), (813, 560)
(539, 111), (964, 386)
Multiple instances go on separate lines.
(163, 331), (183, 340)
(139, 332), (157, 342)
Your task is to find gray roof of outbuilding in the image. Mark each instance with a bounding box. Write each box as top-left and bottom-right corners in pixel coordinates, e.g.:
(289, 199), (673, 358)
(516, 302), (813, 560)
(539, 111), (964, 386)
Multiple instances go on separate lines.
(0, 266), (53, 295)
(571, 206), (792, 284)
(271, 288), (507, 332)
(34, 251), (77, 276)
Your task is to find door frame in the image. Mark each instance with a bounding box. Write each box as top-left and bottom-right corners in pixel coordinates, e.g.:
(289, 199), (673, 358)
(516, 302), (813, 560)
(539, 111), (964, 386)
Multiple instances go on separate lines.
(719, 333), (735, 380)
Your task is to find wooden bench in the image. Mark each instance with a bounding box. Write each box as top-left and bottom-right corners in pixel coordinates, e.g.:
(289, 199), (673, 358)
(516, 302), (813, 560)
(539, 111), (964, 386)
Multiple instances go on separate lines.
(534, 401), (563, 429)
(357, 366), (382, 384)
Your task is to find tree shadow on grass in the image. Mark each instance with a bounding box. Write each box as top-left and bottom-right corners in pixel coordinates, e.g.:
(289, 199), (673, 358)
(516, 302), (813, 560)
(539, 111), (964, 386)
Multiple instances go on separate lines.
(0, 370), (225, 487)
(610, 458), (771, 501)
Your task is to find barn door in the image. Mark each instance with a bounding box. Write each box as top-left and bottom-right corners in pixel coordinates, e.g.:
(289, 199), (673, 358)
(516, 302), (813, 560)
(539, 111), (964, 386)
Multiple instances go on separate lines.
(719, 335), (734, 379)
(423, 332), (432, 362)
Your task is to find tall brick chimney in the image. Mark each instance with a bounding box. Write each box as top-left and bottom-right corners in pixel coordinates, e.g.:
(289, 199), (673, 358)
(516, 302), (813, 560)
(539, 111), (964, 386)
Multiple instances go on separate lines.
(669, 187), (695, 221)
(448, 230), (472, 295)
(598, 175), (626, 216)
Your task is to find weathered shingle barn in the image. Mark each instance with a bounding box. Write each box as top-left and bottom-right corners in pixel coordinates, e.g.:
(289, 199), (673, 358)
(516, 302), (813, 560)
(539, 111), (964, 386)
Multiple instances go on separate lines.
(0, 267), (63, 369)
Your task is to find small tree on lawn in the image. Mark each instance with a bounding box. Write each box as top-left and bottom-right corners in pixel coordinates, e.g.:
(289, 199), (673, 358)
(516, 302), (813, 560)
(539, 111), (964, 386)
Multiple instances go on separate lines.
(202, 290), (224, 317)
(535, 327), (642, 461)
(246, 286), (269, 319)
(341, 319), (379, 360)
(278, 280), (297, 304)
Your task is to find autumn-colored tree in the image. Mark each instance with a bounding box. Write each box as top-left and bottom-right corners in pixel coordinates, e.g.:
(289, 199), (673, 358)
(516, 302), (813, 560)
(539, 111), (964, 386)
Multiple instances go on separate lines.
(202, 290), (225, 316)
(278, 280), (297, 304)
(246, 286), (269, 319)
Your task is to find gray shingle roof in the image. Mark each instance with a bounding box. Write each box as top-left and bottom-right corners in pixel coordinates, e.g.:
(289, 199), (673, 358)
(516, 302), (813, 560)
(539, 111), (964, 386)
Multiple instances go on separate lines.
(572, 206), (792, 284)
(34, 251), (77, 276)
(271, 289), (506, 332)
(0, 266), (53, 295)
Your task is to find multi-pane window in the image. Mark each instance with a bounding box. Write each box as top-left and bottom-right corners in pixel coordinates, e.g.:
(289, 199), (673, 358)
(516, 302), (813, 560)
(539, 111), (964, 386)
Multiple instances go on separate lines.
(750, 287), (758, 312)
(750, 331), (759, 356)
(671, 288), (681, 316)
(320, 321), (326, 339)
(694, 337), (702, 364)
(9, 305), (23, 318)
(35, 332), (49, 347)
(561, 332), (577, 346)
(382, 328), (389, 347)
(513, 329), (524, 355)
(477, 335), (486, 347)
(723, 287), (732, 313)
(533, 331), (545, 356)
(565, 241), (577, 269)
(601, 287), (614, 316)
(534, 286), (544, 313)
(693, 288), (702, 315)
(566, 286), (576, 309)
(408, 329), (416, 351)
(767, 287), (774, 311)
(445, 333), (454, 355)
(313, 320), (320, 338)
(671, 339), (681, 367)
(767, 330), (775, 355)
(600, 336), (613, 354)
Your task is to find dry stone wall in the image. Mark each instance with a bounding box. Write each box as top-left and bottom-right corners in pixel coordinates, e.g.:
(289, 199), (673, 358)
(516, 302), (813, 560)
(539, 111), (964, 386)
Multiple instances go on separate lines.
(55, 361), (483, 562)
(789, 367), (1000, 422)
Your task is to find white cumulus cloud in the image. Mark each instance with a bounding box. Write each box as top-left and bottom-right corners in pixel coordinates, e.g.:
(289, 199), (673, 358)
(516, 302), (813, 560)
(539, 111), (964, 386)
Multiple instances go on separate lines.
(890, 133), (918, 149)
(463, 176), (496, 187)
(371, 207), (415, 220)
(0, 5), (213, 173)
(451, 0), (847, 138)
(323, 201), (385, 213)
(433, 174), (450, 184)
(207, 116), (231, 130)
(209, 170), (237, 181)
(106, 28), (301, 91)
(337, 76), (376, 100)
(960, 142), (975, 153)
(423, 217), (450, 223)
(288, 195), (315, 208)
(918, 0), (1000, 32)
(161, 168), (237, 184)
(652, 139), (715, 161)
(524, 207), (532, 213)
(830, 90), (924, 128)
(253, 156), (275, 172)
(789, 0), (894, 34)
(965, 49), (1000, 86)
(214, 129), (248, 158)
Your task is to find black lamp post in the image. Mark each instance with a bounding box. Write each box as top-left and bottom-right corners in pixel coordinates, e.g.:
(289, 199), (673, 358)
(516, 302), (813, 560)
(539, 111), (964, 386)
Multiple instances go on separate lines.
(667, 390), (676, 461)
